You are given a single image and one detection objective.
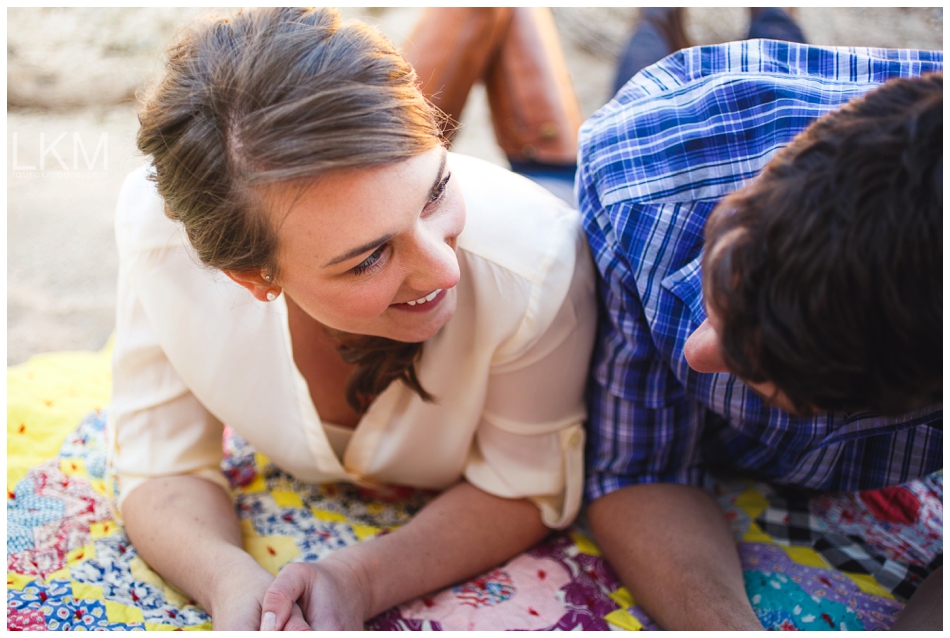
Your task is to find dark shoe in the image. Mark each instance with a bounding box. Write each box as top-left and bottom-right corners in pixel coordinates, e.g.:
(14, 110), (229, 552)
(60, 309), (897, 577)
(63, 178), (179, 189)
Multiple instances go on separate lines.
(749, 7), (797, 21)
(613, 8), (691, 94)
(747, 7), (807, 44)
(642, 7), (692, 53)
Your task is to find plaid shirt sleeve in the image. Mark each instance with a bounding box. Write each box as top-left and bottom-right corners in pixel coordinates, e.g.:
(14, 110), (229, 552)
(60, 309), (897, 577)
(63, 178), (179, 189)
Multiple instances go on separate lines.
(579, 40), (944, 502)
(580, 171), (708, 499)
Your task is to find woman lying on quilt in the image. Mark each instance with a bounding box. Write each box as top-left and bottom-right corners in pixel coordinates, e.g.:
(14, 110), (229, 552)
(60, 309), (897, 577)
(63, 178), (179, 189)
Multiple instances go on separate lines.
(108, 7), (596, 631)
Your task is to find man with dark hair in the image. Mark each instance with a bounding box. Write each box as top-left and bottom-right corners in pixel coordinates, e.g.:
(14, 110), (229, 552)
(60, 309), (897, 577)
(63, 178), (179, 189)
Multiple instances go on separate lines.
(578, 36), (942, 630)
(697, 74), (942, 417)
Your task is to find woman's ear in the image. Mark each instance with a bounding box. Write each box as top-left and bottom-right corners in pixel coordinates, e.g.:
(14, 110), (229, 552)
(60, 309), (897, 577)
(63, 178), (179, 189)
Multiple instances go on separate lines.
(224, 270), (279, 302)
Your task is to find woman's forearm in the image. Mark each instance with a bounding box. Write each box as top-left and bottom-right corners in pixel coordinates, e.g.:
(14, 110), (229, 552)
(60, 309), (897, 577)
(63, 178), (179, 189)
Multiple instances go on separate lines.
(120, 475), (273, 621)
(333, 481), (551, 619)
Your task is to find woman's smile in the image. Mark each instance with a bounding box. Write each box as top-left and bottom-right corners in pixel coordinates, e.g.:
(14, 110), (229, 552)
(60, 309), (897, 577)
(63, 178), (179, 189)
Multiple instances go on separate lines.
(392, 288), (447, 312)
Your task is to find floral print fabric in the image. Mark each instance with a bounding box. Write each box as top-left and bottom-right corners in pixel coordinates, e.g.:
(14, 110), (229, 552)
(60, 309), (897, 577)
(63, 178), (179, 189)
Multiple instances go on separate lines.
(8, 409), (942, 631)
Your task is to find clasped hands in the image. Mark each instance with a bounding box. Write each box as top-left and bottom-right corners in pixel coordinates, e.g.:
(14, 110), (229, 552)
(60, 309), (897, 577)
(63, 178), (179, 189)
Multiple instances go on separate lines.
(260, 557), (371, 630)
(213, 553), (370, 630)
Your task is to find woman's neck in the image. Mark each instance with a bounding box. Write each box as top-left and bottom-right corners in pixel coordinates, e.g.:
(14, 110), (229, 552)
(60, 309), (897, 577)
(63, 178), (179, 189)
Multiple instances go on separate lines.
(285, 294), (362, 428)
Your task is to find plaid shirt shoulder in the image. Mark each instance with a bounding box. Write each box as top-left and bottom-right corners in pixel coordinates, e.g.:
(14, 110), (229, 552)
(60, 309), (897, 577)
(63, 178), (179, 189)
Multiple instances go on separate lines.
(579, 40), (943, 501)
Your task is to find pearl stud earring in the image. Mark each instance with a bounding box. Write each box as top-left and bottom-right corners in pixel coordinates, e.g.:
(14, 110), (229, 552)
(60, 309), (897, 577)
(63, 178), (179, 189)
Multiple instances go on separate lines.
(266, 290), (278, 301)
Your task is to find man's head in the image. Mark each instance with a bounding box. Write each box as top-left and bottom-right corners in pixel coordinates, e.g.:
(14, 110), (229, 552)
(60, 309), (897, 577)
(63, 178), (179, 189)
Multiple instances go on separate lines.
(684, 73), (942, 415)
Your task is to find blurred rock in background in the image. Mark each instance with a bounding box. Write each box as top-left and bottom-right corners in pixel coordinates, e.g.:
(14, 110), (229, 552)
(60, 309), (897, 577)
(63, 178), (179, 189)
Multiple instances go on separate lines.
(7, 7), (943, 364)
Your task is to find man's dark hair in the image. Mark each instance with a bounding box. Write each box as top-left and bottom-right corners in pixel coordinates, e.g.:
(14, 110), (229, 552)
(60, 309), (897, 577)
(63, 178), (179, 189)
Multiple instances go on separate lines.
(703, 73), (942, 415)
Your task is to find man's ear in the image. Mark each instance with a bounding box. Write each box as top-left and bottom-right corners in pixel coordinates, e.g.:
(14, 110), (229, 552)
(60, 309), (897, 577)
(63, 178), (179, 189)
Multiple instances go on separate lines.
(225, 270), (275, 302)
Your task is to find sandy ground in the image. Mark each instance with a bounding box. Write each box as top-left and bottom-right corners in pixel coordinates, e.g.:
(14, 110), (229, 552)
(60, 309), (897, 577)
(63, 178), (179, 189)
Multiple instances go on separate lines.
(6, 7), (943, 365)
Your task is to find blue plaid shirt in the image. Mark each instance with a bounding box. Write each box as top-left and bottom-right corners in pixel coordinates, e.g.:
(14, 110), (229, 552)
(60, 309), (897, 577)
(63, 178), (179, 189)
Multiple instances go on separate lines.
(579, 40), (943, 502)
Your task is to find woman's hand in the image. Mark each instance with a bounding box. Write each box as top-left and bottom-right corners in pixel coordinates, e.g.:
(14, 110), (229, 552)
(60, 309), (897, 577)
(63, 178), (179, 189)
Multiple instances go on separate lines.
(260, 554), (372, 630)
(260, 482), (547, 629)
(121, 477), (313, 630)
(209, 563), (272, 630)
(206, 551), (310, 630)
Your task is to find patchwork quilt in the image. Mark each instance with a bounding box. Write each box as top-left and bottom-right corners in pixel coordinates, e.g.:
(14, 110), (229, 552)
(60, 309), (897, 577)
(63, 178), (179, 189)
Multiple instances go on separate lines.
(7, 347), (942, 630)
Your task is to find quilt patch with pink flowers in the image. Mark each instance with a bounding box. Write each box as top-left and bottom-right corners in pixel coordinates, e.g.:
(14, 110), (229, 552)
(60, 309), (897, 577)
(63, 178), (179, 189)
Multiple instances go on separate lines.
(7, 353), (943, 631)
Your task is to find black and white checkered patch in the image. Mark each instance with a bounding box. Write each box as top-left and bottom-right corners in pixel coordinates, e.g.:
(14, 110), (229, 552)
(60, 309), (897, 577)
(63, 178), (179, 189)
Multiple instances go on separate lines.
(754, 485), (942, 601)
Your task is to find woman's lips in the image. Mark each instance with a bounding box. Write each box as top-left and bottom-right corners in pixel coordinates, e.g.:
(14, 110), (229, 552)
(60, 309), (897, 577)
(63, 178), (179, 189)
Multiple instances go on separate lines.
(391, 288), (447, 312)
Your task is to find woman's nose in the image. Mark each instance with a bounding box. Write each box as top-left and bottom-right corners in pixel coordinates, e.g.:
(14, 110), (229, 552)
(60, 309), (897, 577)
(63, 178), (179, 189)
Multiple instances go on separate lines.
(404, 229), (460, 293)
(683, 318), (731, 373)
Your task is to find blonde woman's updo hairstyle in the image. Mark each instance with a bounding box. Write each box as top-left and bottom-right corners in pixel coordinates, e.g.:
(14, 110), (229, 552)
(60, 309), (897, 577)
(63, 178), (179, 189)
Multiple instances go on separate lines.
(137, 7), (444, 411)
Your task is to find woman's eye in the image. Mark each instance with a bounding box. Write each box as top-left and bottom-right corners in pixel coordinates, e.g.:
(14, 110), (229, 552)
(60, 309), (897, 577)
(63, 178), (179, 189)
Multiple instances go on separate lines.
(349, 173), (450, 277)
(352, 245), (386, 276)
(428, 172), (451, 205)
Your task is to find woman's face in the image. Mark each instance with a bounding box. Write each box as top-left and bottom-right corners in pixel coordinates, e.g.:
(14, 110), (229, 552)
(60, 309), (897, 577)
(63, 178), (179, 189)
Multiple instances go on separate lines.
(267, 146), (465, 343)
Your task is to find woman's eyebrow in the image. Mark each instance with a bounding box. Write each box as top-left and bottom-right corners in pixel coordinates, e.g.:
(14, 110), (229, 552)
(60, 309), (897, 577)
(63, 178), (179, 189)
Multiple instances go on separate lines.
(320, 150), (448, 269)
(322, 232), (396, 268)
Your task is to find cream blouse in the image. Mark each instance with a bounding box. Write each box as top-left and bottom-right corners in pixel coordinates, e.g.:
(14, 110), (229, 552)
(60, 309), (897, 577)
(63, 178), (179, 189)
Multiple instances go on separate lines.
(108, 153), (596, 529)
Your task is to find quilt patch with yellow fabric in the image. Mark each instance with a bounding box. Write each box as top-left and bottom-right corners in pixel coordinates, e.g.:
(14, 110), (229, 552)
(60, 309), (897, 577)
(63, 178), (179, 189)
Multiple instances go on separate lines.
(7, 348), (942, 630)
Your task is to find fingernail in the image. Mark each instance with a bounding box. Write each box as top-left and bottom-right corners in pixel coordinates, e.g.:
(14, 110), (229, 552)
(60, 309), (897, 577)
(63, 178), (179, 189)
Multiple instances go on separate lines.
(261, 611), (276, 631)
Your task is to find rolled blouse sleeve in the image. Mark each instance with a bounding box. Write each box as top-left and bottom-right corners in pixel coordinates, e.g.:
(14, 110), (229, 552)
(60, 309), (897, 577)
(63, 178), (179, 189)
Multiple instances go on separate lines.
(108, 168), (229, 515)
(463, 227), (597, 529)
